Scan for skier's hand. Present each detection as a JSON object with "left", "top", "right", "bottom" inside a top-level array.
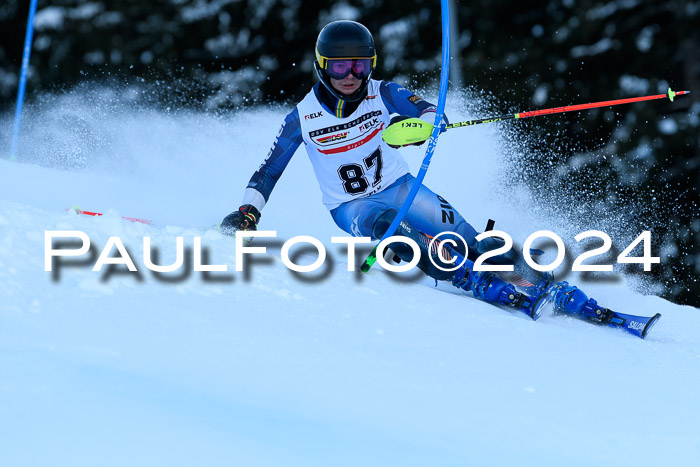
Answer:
[
  {"left": 220, "top": 204, "right": 261, "bottom": 235},
  {"left": 382, "top": 115, "right": 432, "bottom": 149}
]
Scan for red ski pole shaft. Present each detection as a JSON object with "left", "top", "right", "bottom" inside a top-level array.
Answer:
[
  {"left": 445, "top": 88, "right": 690, "bottom": 130},
  {"left": 68, "top": 207, "right": 152, "bottom": 225}
]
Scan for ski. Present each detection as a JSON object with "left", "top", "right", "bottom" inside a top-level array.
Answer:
[
  {"left": 552, "top": 307, "right": 661, "bottom": 339},
  {"left": 604, "top": 310, "right": 662, "bottom": 339}
]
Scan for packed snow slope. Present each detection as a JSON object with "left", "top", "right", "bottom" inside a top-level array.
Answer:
[{"left": 1, "top": 90, "right": 699, "bottom": 467}]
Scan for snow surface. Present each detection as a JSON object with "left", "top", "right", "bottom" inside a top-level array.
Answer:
[{"left": 1, "top": 89, "right": 699, "bottom": 466}]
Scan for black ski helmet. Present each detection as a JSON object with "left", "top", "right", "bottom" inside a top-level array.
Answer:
[{"left": 314, "top": 20, "right": 377, "bottom": 102}]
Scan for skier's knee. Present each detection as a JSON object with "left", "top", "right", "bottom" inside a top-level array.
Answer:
[
  {"left": 371, "top": 209, "right": 397, "bottom": 239},
  {"left": 373, "top": 213, "right": 455, "bottom": 281},
  {"left": 372, "top": 210, "right": 417, "bottom": 264}
]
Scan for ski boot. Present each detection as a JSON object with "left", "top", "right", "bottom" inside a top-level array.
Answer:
[
  {"left": 546, "top": 281, "right": 662, "bottom": 338},
  {"left": 474, "top": 234, "right": 553, "bottom": 298},
  {"left": 520, "top": 271, "right": 554, "bottom": 297},
  {"left": 547, "top": 281, "right": 613, "bottom": 323},
  {"left": 452, "top": 266, "right": 548, "bottom": 321}
]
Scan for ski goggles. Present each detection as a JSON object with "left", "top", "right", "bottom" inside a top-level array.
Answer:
[{"left": 320, "top": 57, "right": 375, "bottom": 80}]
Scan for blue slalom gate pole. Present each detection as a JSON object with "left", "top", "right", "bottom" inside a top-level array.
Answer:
[
  {"left": 361, "top": 0, "right": 451, "bottom": 272},
  {"left": 9, "top": 0, "right": 39, "bottom": 161}
]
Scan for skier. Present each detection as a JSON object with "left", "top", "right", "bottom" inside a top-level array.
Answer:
[{"left": 220, "top": 20, "right": 625, "bottom": 326}]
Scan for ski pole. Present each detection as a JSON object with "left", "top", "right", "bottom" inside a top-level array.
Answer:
[
  {"left": 67, "top": 206, "right": 227, "bottom": 234},
  {"left": 360, "top": 0, "right": 451, "bottom": 273},
  {"left": 9, "top": 0, "right": 39, "bottom": 161},
  {"left": 443, "top": 88, "right": 690, "bottom": 131},
  {"left": 68, "top": 207, "right": 152, "bottom": 225}
]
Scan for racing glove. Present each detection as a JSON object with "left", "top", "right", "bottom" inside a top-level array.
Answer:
[
  {"left": 220, "top": 204, "right": 261, "bottom": 235},
  {"left": 382, "top": 115, "right": 433, "bottom": 148}
]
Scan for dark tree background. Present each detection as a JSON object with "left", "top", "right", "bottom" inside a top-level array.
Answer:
[{"left": 1, "top": 0, "right": 698, "bottom": 306}]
